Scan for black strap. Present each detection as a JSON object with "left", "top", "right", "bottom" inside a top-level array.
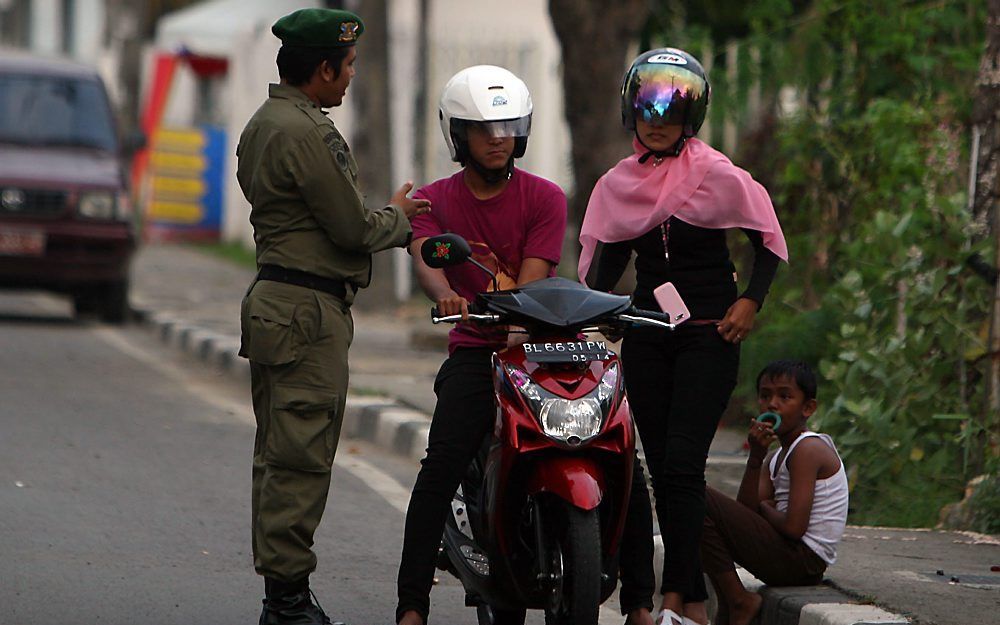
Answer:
[{"left": 257, "top": 264, "right": 349, "bottom": 300}]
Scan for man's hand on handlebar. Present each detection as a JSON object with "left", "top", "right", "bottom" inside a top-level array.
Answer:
[{"left": 436, "top": 292, "right": 469, "bottom": 320}]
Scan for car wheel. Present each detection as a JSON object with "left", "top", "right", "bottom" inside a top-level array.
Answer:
[
  {"left": 72, "top": 291, "right": 100, "bottom": 317},
  {"left": 99, "top": 280, "right": 130, "bottom": 324}
]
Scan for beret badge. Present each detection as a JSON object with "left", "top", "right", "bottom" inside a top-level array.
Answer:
[{"left": 339, "top": 21, "right": 360, "bottom": 43}]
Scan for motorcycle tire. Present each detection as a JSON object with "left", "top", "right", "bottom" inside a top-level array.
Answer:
[
  {"left": 544, "top": 505, "right": 601, "bottom": 625},
  {"left": 476, "top": 604, "right": 526, "bottom": 625}
]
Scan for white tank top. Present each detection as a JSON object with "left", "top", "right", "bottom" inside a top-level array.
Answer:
[{"left": 769, "top": 431, "right": 849, "bottom": 565}]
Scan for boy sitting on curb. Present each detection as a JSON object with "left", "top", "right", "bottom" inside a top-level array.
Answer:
[{"left": 690, "top": 360, "right": 849, "bottom": 625}]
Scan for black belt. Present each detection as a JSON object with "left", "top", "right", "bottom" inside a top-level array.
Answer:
[{"left": 257, "top": 264, "right": 350, "bottom": 300}]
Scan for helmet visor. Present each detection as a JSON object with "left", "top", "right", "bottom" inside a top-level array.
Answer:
[
  {"left": 628, "top": 64, "right": 707, "bottom": 127},
  {"left": 453, "top": 116, "right": 531, "bottom": 140}
]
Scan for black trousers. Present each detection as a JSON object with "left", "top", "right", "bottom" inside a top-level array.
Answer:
[
  {"left": 620, "top": 324, "right": 739, "bottom": 602},
  {"left": 395, "top": 347, "right": 655, "bottom": 622}
]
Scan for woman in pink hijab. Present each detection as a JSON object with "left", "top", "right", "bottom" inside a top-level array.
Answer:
[{"left": 580, "top": 49, "right": 787, "bottom": 625}]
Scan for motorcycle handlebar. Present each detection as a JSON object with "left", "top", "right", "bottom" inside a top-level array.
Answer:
[
  {"left": 431, "top": 311, "right": 503, "bottom": 325},
  {"left": 430, "top": 302, "right": 503, "bottom": 325},
  {"left": 428, "top": 306, "right": 674, "bottom": 329},
  {"left": 615, "top": 308, "right": 676, "bottom": 330}
]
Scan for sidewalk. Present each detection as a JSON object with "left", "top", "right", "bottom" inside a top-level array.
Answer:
[{"left": 130, "top": 243, "right": 999, "bottom": 625}]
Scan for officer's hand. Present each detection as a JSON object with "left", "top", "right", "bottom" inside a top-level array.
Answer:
[{"left": 391, "top": 181, "right": 432, "bottom": 220}]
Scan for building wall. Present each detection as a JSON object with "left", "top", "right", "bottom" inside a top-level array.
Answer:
[
  {"left": 221, "top": 0, "right": 570, "bottom": 299},
  {"left": 150, "top": 0, "right": 571, "bottom": 300},
  {"left": 418, "top": 0, "right": 570, "bottom": 191}
]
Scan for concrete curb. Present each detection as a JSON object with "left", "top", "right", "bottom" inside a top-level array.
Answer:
[
  {"left": 131, "top": 303, "right": 910, "bottom": 625},
  {"left": 133, "top": 304, "right": 250, "bottom": 384}
]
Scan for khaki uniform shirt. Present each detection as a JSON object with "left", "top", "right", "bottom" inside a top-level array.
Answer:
[{"left": 236, "top": 84, "right": 411, "bottom": 303}]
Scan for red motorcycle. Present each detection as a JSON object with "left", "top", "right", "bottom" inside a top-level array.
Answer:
[{"left": 420, "top": 234, "right": 675, "bottom": 625}]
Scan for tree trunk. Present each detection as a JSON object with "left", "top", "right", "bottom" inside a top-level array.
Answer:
[
  {"left": 548, "top": 0, "right": 650, "bottom": 234},
  {"left": 972, "top": 0, "right": 1000, "bottom": 460},
  {"left": 414, "top": 0, "right": 430, "bottom": 187},
  {"left": 342, "top": 0, "right": 396, "bottom": 307},
  {"left": 103, "top": 0, "right": 146, "bottom": 135}
]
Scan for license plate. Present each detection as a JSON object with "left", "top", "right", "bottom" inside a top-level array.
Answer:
[
  {"left": 523, "top": 340, "right": 611, "bottom": 363},
  {"left": 0, "top": 228, "right": 45, "bottom": 256}
]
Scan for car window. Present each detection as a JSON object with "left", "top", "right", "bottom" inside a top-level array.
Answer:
[{"left": 0, "top": 74, "right": 117, "bottom": 152}]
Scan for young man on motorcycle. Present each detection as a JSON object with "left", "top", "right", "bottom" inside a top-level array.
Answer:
[{"left": 395, "top": 65, "right": 656, "bottom": 625}]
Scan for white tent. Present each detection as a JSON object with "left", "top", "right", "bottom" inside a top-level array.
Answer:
[
  {"left": 155, "top": 0, "right": 316, "bottom": 58},
  {"left": 149, "top": 0, "right": 322, "bottom": 247}
]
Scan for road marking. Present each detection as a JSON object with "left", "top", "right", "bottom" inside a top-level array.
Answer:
[
  {"left": 92, "top": 327, "right": 253, "bottom": 423},
  {"left": 335, "top": 453, "right": 412, "bottom": 514},
  {"left": 96, "top": 326, "right": 626, "bottom": 623},
  {"left": 334, "top": 452, "right": 623, "bottom": 623}
]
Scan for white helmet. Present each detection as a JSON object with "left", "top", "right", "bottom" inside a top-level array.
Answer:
[{"left": 439, "top": 65, "right": 533, "bottom": 163}]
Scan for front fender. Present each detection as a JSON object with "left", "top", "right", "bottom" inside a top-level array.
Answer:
[{"left": 525, "top": 456, "right": 605, "bottom": 511}]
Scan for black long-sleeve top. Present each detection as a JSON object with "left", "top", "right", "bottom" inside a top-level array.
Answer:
[{"left": 585, "top": 216, "right": 780, "bottom": 320}]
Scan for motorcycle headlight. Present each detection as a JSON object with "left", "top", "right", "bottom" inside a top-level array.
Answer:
[
  {"left": 78, "top": 191, "right": 116, "bottom": 220},
  {"left": 505, "top": 363, "right": 620, "bottom": 445}
]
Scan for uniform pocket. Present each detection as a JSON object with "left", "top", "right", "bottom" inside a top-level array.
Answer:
[
  {"left": 241, "top": 297, "right": 300, "bottom": 365},
  {"left": 265, "top": 384, "right": 339, "bottom": 472}
]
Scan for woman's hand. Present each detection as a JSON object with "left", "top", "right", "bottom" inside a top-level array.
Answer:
[{"left": 718, "top": 297, "right": 758, "bottom": 344}]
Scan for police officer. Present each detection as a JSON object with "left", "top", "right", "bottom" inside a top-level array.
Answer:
[{"left": 236, "top": 8, "right": 430, "bottom": 625}]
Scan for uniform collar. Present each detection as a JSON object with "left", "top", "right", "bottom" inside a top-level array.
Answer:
[{"left": 268, "top": 83, "right": 324, "bottom": 111}]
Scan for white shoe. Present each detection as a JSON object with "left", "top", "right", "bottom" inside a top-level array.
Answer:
[
  {"left": 656, "top": 609, "right": 683, "bottom": 625},
  {"left": 681, "top": 618, "right": 702, "bottom": 625}
]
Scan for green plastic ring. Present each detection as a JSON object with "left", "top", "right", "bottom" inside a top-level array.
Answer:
[{"left": 756, "top": 412, "right": 782, "bottom": 429}]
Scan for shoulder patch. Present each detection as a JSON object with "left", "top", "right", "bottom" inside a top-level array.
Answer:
[{"left": 324, "top": 132, "right": 350, "bottom": 172}]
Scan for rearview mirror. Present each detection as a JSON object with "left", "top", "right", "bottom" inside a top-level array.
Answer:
[{"left": 421, "top": 233, "right": 471, "bottom": 269}]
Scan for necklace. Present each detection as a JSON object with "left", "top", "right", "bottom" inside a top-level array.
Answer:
[{"left": 659, "top": 220, "right": 670, "bottom": 263}]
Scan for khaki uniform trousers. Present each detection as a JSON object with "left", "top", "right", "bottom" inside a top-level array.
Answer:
[{"left": 240, "top": 280, "right": 353, "bottom": 582}]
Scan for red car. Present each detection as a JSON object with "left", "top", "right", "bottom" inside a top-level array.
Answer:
[{"left": 0, "top": 51, "right": 139, "bottom": 322}]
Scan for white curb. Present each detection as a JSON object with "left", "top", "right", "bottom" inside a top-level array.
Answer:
[{"left": 798, "top": 603, "right": 909, "bottom": 625}]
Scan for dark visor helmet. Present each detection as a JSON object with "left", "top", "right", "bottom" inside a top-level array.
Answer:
[{"left": 621, "top": 47, "right": 710, "bottom": 137}]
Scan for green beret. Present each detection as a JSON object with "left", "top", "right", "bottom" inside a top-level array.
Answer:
[{"left": 271, "top": 8, "right": 365, "bottom": 48}]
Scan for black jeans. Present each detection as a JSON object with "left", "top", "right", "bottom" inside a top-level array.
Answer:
[
  {"left": 395, "top": 347, "right": 655, "bottom": 622},
  {"left": 620, "top": 324, "right": 739, "bottom": 602}
]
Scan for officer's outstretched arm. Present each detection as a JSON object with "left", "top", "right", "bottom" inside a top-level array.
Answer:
[{"left": 287, "top": 128, "right": 411, "bottom": 253}]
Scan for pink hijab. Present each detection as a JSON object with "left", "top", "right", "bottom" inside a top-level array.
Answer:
[{"left": 578, "top": 138, "right": 788, "bottom": 283}]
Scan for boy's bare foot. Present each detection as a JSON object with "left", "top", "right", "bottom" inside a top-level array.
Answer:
[
  {"left": 624, "top": 607, "right": 655, "bottom": 625},
  {"left": 728, "top": 592, "right": 762, "bottom": 625},
  {"left": 397, "top": 610, "right": 424, "bottom": 625}
]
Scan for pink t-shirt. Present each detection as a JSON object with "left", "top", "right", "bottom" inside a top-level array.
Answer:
[{"left": 412, "top": 168, "right": 567, "bottom": 353}]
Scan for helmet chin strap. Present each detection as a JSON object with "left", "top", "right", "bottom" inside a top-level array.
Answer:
[
  {"left": 636, "top": 132, "right": 688, "bottom": 163},
  {"left": 469, "top": 155, "right": 514, "bottom": 185}
]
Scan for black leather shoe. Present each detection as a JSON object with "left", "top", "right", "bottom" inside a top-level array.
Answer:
[{"left": 260, "top": 578, "right": 345, "bottom": 625}]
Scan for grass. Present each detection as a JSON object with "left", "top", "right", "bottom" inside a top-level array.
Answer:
[{"left": 187, "top": 241, "right": 257, "bottom": 270}]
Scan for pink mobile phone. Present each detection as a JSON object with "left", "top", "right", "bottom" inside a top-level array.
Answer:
[{"left": 653, "top": 282, "right": 690, "bottom": 325}]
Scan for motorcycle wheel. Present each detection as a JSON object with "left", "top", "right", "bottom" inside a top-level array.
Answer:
[
  {"left": 543, "top": 505, "right": 601, "bottom": 625},
  {"left": 476, "top": 604, "right": 526, "bottom": 625}
]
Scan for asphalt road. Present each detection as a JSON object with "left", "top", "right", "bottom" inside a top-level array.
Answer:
[
  {"left": 6, "top": 289, "right": 998, "bottom": 625},
  {"left": 0, "top": 292, "right": 627, "bottom": 625}
]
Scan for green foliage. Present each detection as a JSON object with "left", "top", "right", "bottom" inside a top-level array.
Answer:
[
  {"left": 966, "top": 474, "right": 1000, "bottom": 534},
  {"left": 646, "top": 0, "right": 994, "bottom": 526},
  {"left": 813, "top": 172, "right": 989, "bottom": 526},
  {"left": 762, "top": 2, "right": 991, "bottom": 527}
]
